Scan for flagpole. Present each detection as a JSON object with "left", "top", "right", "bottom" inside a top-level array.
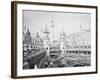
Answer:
[{"left": 51, "top": 20, "right": 54, "bottom": 42}]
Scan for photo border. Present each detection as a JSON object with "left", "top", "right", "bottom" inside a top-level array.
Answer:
[{"left": 11, "top": 1, "right": 98, "bottom": 79}]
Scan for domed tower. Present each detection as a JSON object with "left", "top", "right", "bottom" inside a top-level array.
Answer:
[{"left": 33, "top": 32, "right": 44, "bottom": 49}]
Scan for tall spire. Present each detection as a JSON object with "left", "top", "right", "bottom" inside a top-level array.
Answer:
[
  {"left": 51, "top": 20, "right": 54, "bottom": 42},
  {"left": 51, "top": 20, "right": 54, "bottom": 28}
]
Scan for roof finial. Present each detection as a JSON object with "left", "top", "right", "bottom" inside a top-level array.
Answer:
[{"left": 80, "top": 24, "right": 82, "bottom": 30}]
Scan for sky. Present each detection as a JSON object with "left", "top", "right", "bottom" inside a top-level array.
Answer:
[{"left": 23, "top": 10, "right": 91, "bottom": 39}]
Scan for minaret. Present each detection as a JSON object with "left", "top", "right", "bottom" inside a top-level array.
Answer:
[{"left": 51, "top": 20, "right": 54, "bottom": 42}]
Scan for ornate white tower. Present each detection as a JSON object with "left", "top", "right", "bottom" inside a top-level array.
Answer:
[
  {"left": 51, "top": 20, "right": 54, "bottom": 42},
  {"left": 60, "top": 28, "right": 66, "bottom": 54}
]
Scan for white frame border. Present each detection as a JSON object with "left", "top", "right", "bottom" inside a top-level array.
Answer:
[{"left": 16, "top": 3, "right": 97, "bottom": 77}]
